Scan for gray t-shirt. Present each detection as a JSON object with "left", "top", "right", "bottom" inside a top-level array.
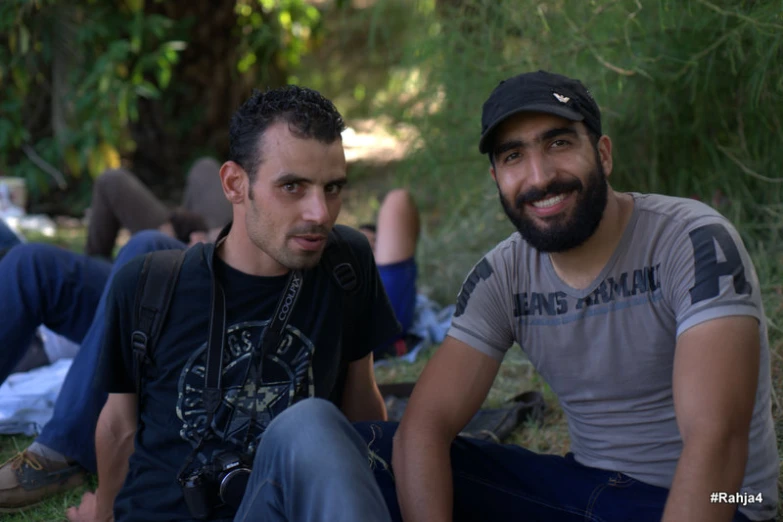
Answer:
[{"left": 448, "top": 193, "right": 778, "bottom": 521}]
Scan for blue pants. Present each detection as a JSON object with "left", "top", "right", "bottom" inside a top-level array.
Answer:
[
  {"left": 0, "top": 230, "right": 186, "bottom": 472},
  {"left": 351, "top": 422, "right": 760, "bottom": 522},
  {"left": 0, "top": 218, "right": 23, "bottom": 250},
  {"left": 378, "top": 257, "right": 417, "bottom": 335},
  {"left": 376, "top": 257, "right": 417, "bottom": 358},
  {"left": 233, "top": 399, "right": 391, "bottom": 522},
  {"left": 0, "top": 244, "right": 111, "bottom": 383}
]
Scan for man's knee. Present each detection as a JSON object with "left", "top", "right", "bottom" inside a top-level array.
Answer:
[
  {"left": 381, "top": 189, "right": 415, "bottom": 211},
  {"left": 115, "top": 230, "right": 185, "bottom": 263},
  {"left": 266, "top": 398, "right": 344, "bottom": 438},
  {"left": 95, "top": 168, "right": 134, "bottom": 194},
  {"left": 1, "top": 243, "right": 64, "bottom": 275},
  {"left": 257, "top": 399, "right": 348, "bottom": 463}
]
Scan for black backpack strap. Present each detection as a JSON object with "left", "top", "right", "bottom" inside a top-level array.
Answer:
[
  {"left": 132, "top": 249, "right": 187, "bottom": 402},
  {"left": 322, "top": 226, "right": 366, "bottom": 407},
  {"left": 322, "top": 226, "right": 362, "bottom": 296}
]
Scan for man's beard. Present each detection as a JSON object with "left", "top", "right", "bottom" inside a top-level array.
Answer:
[{"left": 499, "top": 157, "right": 608, "bottom": 253}]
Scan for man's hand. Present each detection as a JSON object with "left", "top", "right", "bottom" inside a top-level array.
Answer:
[{"left": 66, "top": 491, "right": 113, "bottom": 522}]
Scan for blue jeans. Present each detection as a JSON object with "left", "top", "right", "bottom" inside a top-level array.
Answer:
[
  {"left": 377, "top": 257, "right": 417, "bottom": 335},
  {"left": 34, "top": 231, "right": 186, "bottom": 472},
  {"left": 0, "top": 243, "right": 111, "bottom": 383},
  {"left": 233, "top": 399, "right": 391, "bottom": 522},
  {"left": 351, "top": 422, "right": 759, "bottom": 522},
  {"left": 0, "top": 218, "right": 22, "bottom": 250}
]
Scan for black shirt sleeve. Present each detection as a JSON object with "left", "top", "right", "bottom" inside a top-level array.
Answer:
[
  {"left": 95, "top": 256, "right": 146, "bottom": 395},
  {"left": 336, "top": 225, "right": 402, "bottom": 362}
]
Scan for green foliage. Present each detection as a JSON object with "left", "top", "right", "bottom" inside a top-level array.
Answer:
[
  {"left": 0, "top": 0, "right": 322, "bottom": 207},
  {"left": 378, "top": 0, "right": 783, "bottom": 303},
  {"left": 235, "top": 0, "right": 322, "bottom": 73},
  {"left": 289, "top": 0, "right": 422, "bottom": 119},
  {"left": 0, "top": 1, "right": 181, "bottom": 197}
]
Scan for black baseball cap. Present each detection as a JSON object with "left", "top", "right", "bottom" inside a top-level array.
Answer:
[{"left": 478, "top": 70, "right": 602, "bottom": 154}]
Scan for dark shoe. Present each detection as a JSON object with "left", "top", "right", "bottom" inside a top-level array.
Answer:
[
  {"left": 459, "top": 391, "right": 547, "bottom": 442},
  {"left": 0, "top": 450, "right": 87, "bottom": 512},
  {"left": 381, "top": 383, "right": 546, "bottom": 443}
]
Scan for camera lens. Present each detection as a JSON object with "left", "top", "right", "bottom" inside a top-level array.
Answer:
[{"left": 219, "top": 468, "right": 251, "bottom": 508}]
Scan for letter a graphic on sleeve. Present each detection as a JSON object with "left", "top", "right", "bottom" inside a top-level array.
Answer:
[
  {"left": 688, "top": 223, "right": 752, "bottom": 305},
  {"left": 454, "top": 258, "right": 494, "bottom": 317}
]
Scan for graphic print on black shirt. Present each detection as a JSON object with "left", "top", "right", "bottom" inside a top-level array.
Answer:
[{"left": 177, "top": 319, "right": 316, "bottom": 457}]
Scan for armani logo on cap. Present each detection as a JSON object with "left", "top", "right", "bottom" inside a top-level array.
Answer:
[{"left": 553, "top": 92, "right": 570, "bottom": 104}]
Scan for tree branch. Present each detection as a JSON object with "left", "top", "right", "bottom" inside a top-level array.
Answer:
[{"left": 21, "top": 144, "right": 68, "bottom": 189}]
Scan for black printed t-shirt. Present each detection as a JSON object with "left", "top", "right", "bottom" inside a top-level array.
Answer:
[{"left": 98, "top": 225, "right": 400, "bottom": 522}]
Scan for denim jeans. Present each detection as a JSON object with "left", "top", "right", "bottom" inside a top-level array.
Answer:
[
  {"left": 32, "top": 231, "right": 186, "bottom": 471},
  {"left": 351, "top": 422, "right": 761, "bottom": 522},
  {"left": 233, "top": 399, "right": 391, "bottom": 522},
  {"left": 0, "top": 243, "right": 111, "bottom": 383},
  {"left": 0, "top": 218, "right": 23, "bottom": 250}
]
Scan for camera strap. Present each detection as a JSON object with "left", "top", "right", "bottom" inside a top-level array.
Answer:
[{"left": 177, "top": 231, "right": 305, "bottom": 485}]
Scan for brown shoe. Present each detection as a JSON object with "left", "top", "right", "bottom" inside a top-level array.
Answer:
[{"left": 0, "top": 450, "right": 87, "bottom": 512}]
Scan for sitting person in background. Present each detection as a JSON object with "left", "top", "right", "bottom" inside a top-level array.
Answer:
[
  {"left": 85, "top": 157, "right": 232, "bottom": 258},
  {"left": 358, "top": 188, "right": 421, "bottom": 360}
]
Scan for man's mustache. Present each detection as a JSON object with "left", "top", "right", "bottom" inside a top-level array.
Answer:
[
  {"left": 515, "top": 179, "right": 583, "bottom": 207},
  {"left": 287, "top": 225, "right": 331, "bottom": 237}
]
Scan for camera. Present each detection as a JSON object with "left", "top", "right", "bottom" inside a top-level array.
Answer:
[{"left": 181, "top": 450, "right": 253, "bottom": 519}]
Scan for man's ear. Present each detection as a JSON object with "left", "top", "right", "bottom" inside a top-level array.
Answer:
[
  {"left": 220, "top": 161, "right": 246, "bottom": 205},
  {"left": 597, "top": 135, "right": 613, "bottom": 177},
  {"left": 489, "top": 164, "right": 497, "bottom": 182}
]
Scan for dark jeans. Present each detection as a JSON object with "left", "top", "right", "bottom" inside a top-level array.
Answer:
[
  {"left": 0, "top": 243, "right": 111, "bottom": 383},
  {"left": 352, "top": 422, "right": 761, "bottom": 522},
  {"left": 0, "top": 218, "right": 22, "bottom": 250},
  {"left": 0, "top": 230, "right": 186, "bottom": 471}
]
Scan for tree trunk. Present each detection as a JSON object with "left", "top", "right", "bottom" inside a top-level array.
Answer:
[{"left": 129, "top": 0, "right": 287, "bottom": 202}]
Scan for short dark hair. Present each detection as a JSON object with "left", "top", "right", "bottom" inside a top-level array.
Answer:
[
  {"left": 168, "top": 208, "right": 208, "bottom": 244},
  {"left": 228, "top": 86, "right": 346, "bottom": 183}
]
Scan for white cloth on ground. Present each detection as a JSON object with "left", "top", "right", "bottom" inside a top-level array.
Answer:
[{"left": 0, "top": 359, "right": 73, "bottom": 436}]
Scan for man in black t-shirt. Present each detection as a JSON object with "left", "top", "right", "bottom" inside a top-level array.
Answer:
[{"left": 66, "top": 86, "right": 401, "bottom": 522}]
